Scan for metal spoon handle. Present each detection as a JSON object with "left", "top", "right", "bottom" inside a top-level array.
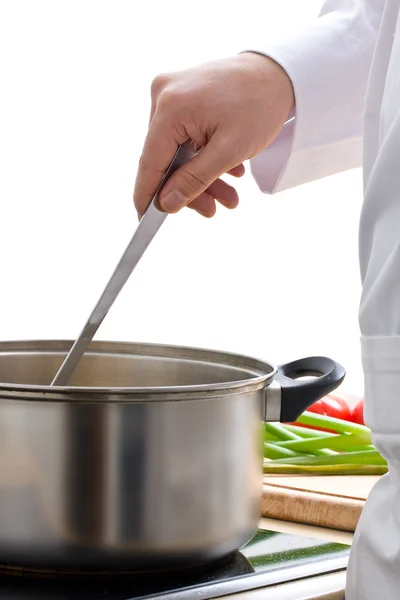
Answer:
[{"left": 51, "top": 141, "right": 195, "bottom": 386}]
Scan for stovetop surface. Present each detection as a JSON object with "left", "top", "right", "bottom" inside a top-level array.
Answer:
[{"left": 0, "top": 529, "right": 350, "bottom": 600}]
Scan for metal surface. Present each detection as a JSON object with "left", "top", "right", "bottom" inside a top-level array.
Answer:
[
  {"left": 0, "top": 340, "right": 272, "bottom": 571},
  {"left": 0, "top": 340, "right": 344, "bottom": 571},
  {"left": 143, "top": 558, "right": 348, "bottom": 600},
  {"left": 212, "top": 571, "right": 346, "bottom": 600},
  {"left": 51, "top": 142, "right": 196, "bottom": 386},
  {"left": 262, "top": 380, "right": 281, "bottom": 421},
  {"left": 0, "top": 339, "right": 275, "bottom": 399}
]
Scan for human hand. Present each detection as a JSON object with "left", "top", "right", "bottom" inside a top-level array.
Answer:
[{"left": 133, "top": 52, "right": 294, "bottom": 218}]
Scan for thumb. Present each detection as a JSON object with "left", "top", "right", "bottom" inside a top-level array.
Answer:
[{"left": 159, "top": 137, "right": 237, "bottom": 213}]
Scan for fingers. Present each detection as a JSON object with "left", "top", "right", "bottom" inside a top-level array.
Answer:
[
  {"left": 184, "top": 179, "right": 239, "bottom": 217},
  {"left": 134, "top": 123, "right": 243, "bottom": 218},
  {"left": 206, "top": 178, "right": 239, "bottom": 210},
  {"left": 228, "top": 163, "right": 245, "bottom": 178},
  {"left": 188, "top": 192, "right": 216, "bottom": 218},
  {"left": 158, "top": 135, "right": 238, "bottom": 213},
  {"left": 134, "top": 88, "right": 244, "bottom": 219},
  {"left": 133, "top": 117, "right": 183, "bottom": 218}
]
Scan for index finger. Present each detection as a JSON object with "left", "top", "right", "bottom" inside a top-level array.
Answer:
[{"left": 133, "top": 117, "right": 182, "bottom": 218}]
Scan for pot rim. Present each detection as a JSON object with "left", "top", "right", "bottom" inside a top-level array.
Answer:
[{"left": 0, "top": 339, "right": 277, "bottom": 402}]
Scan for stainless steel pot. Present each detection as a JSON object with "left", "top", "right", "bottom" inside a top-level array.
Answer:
[{"left": 0, "top": 340, "right": 344, "bottom": 572}]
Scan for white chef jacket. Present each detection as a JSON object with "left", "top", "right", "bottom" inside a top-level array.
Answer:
[{"left": 248, "top": 1, "right": 400, "bottom": 598}]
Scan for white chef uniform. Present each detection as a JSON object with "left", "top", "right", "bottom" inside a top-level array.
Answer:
[{"left": 248, "top": 1, "right": 400, "bottom": 598}]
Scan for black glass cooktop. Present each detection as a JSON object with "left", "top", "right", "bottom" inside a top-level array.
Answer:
[{"left": 0, "top": 529, "right": 350, "bottom": 600}]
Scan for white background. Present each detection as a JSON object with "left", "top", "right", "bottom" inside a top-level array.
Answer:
[{"left": 0, "top": 1, "right": 364, "bottom": 395}]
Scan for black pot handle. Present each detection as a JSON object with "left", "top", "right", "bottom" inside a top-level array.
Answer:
[{"left": 276, "top": 356, "right": 346, "bottom": 422}]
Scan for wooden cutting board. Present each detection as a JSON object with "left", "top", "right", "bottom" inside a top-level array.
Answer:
[{"left": 262, "top": 475, "right": 381, "bottom": 532}]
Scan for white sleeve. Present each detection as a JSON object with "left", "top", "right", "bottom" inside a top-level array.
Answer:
[{"left": 248, "top": 0, "right": 386, "bottom": 194}]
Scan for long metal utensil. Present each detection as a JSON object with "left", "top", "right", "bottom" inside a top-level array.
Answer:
[{"left": 51, "top": 141, "right": 195, "bottom": 386}]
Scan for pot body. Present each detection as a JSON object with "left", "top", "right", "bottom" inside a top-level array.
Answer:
[
  {"left": 0, "top": 340, "right": 345, "bottom": 572},
  {"left": 0, "top": 340, "right": 270, "bottom": 571}
]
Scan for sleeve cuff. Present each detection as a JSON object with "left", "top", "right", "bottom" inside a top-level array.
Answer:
[{"left": 244, "top": 9, "right": 373, "bottom": 193}]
